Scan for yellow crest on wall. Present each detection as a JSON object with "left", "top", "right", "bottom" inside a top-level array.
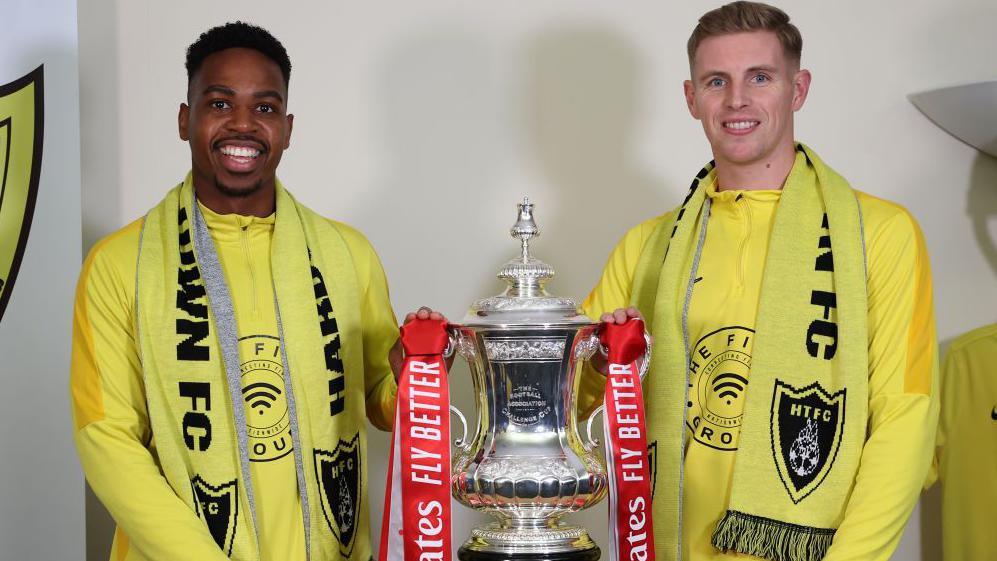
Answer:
[{"left": 0, "top": 66, "right": 44, "bottom": 323}]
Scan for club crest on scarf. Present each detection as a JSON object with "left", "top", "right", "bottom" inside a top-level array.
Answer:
[
  {"left": 770, "top": 380, "right": 846, "bottom": 503},
  {"left": 0, "top": 66, "right": 43, "bottom": 325},
  {"left": 314, "top": 433, "right": 361, "bottom": 556},
  {"left": 191, "top": 475, "right": 238, "bottom": 555}
]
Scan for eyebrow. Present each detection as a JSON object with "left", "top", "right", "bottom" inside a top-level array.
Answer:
[
  {"left": 746, "top": 65, "right": 779, "bottom": 74},
  {"left": 698, "top": 70, "right": 732, "bottom": 82},
  {"left": 201, "top": 85, "right": 285, "bottom": 103},
  {"left": 253, "top": 90, "right": 284, "bottom": 102},
  {"left": 202, "top": 85, "right": 235, "bottom": 97}
]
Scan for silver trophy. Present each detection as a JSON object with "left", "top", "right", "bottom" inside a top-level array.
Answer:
[{"left": 447, "top": 198, "right": 649, "bottom": 560}]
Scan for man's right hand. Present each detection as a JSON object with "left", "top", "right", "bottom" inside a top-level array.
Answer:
[
  {"left": 389, "top": 306, "right": 451, "bottom": 381},
  {"left": 600, "top": 306, "right": 643, "bottom": 326}
]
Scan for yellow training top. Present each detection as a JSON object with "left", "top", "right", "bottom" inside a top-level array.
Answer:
[
  {"left": 582, "top": 181, "right": 937, "bottom": 561},
  {"left": 71, "top": 202, "right": 398, "bottom": 561},
  {"left": 927, "top": 323, "right": 997, "bottom": 561}
]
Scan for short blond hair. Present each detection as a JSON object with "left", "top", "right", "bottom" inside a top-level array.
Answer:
[{"left": 687, "top": 2, "right": 802, "bottom": 68}]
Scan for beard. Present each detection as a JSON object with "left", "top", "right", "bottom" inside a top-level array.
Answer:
[{"left": 213, "top": 176, "right": 264, "bottom": 198}]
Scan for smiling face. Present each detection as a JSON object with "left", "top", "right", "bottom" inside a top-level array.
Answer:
[
  {"left": 684, "top": 31, "right": 809, "bottom": 175},
  {"left": 179, "top": 47, "right": 292, "bottom": 211}
]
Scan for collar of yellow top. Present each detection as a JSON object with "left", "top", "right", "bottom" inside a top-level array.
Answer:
[
  {"left": 706, "top": 176, "right": 783, "bottom": 203},
  {"left": 196, "top": 199, "right": 276, "bottom": 241}
]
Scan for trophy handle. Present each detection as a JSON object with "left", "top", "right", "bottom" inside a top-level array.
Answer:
[
  {"left": 584, "top": 405, "right": 605, "bottom": 450},
  {"left": 584, "top": 325, "right": 652, "bottom": 450},
  {"left": 445, "top": 329, "right": 472, "bottom": 449},
  {"left": 449, "top": 404, "right": 469, "bottom": 448}
]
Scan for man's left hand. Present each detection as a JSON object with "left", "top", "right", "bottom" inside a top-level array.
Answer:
[{"left": 389, "top": 306, "right": 455, "bottom": 381}]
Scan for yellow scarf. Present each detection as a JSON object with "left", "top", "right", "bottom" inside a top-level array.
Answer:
[
  {"left": 632, "top": 145, "right": 868, "bottom": 561},
  {"left": 136, "top": 176, "right": 369, "bottom": 560}
]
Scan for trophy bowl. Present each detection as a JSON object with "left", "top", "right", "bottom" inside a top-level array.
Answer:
[{"left": 448, "top": 198, "right": 608, "bottom": 561}]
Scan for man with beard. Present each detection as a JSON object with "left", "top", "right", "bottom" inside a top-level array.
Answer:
[
  {"left": 581, "top": 3, "right": 938, "bottom": 560},
  {"left": 70, "top": 22, "right": 398, "bottom": 561}
]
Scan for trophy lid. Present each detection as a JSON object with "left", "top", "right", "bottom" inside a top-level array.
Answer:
[{"left": 462, "top": 197, "right": 593, "bottom": 327}]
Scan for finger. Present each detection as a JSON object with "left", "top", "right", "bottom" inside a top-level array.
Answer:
[
  {"left": 626, "top": 306, "right": 642, "bottom": 319},
  {"left": 429, "top": 311, "right": 445, "bottom": 321},
  {"left": 416, "top": 308, "right": 431, "bottom": 319},
  {"left": 600, "top": 312, "right": 615, "bottom": 323},
  {"left": 404, "top": 312, "right": 416, "bottom": 323},
  {"left": 613, "top": 308, "right": 628, "bottom": 324}
]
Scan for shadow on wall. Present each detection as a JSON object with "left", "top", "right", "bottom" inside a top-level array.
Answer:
[
  {"left": 522, "top": 24, "right": 670, "bottom": 299},
  {"left": 78, "top": 1, "right": 121, "bottom": 559},
  {"left": 967, "top": 152, "right": 997, "bottom": 279},
  {"left": 353, "top": 28, "right": 510, "bottom": 305},
  {"left": 79, "top": 0, "right": 122, "bottom": 251}
]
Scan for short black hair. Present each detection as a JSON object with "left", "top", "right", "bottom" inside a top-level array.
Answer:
[{"left": 185, "top": 21, "right": 291, "bottom": 87}]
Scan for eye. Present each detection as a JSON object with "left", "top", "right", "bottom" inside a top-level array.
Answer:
[
  {"left": 210, "top": 100, "right": 230, "bottom": 110},
  {"left": 708, "top": 77, "right": 726, "bottom": 88},
  {"left": 257, "top": 103, "right": 275, "bottom": 114},
  {"left": 751, "top": 73, "right": 770, "bottom": 84}
]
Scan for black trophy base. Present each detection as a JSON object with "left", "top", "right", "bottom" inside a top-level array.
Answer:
[{"left": 457, "top": 545, "right": 600, "bottom": 561}]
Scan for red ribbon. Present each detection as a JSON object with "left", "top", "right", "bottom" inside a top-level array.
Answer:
[
  {"left": 379, "top": 319, "right": 453, "bottom": 561},
  {"left": 600, "top": 319, "right": 656, "bottom": 561}
]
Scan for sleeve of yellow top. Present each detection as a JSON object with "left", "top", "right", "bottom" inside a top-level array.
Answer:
[
  {"left": 925, "top": 345, "right": 959, "bottom": 489},
  {"left": 823, "top": 209, "right": 940, "bottom": 561},
  {"left": 349, "top": 228, "right": 399, "bottom": 432},
  {"left": 577, "top": 216, "right": 665, "bottom": 420},
  {"left": 70, "top": 240, "right": 231, "bottom": 561}
]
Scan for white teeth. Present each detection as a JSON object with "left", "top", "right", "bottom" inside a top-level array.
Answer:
[
  {"left": 724, "top": 121, "right": 759, "bottom": 130},
  {"left": 219, "top": 145, "right": 260, "bottom": 158}
]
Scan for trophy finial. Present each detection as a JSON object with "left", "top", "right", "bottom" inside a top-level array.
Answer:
[
  {"left": 496, "top": 196, "right": 554, "bottom": 297},
  {"left": 510, "top": 196, "right": 539, "bottom": 259}
]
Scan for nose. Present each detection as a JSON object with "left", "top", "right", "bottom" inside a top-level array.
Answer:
[
  {"left": 226, "top": 105, "right": 258, "bottom": 133},
  {"left": 725, "top": 81, "right": 749, "bottom": 110}
]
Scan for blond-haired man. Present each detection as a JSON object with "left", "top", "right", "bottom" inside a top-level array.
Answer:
[{"left": 582, "top": 3, "right": 938, "bottom": 560}]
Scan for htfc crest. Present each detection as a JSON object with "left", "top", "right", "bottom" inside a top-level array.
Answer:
[
  {"left": 0, "top": 66, "right": 43, "bottom": 324},
  {"left": 314, "top": 433, "right": 361, "bottom": 557},
  {"left": 770, "top": 380, "right": 846, "bottom": 503}
]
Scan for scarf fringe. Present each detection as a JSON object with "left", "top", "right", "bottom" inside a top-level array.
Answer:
[{"left": 711, "top": 510, "right": 835, "bottom": 561}]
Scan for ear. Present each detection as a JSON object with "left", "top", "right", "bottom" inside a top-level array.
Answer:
[
  {"left": 791, "top": 69, "right": 812, "bottom": 112},
  {"left": 284, "top": 113, "right": 294, "bottom": 149},
  {"left": 684, "top": 80, "right": 700, "bottom": 119},
  {"left": 178, "top": 103, "right": 190, "bottom": 141}
]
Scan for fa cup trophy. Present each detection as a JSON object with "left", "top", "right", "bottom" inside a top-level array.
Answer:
[
  {"left": 446, "top": 198, "right": 649, "bottom": 560},
  {"left": 382, "top": 198, "right": 653, "bottom": 561}
]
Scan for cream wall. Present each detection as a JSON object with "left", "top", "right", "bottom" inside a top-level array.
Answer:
[{"left": 79, "top": 1, "right": 997, "bottom": 559}]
